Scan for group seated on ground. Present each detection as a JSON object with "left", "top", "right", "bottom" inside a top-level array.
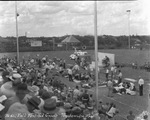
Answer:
[{"left": 112, "top": 80, "right": 136, "bottom": 95}]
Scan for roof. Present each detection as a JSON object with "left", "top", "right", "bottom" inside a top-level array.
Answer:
[{"left": 61, "top": 35, "right": 80, "bottom": 43}]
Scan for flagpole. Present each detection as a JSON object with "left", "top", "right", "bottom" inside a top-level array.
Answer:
[
  {"left": 94, "top": 0, "right": 99, "bottom": 110},
  {"left": 15, "top": 1, "right": 19, "bottom": 65}
]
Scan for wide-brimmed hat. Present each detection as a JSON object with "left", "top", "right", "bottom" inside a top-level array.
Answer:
[
  {"left": 16, "top": 83, "right": 29, "bottom": 94},
  {"left": 64, "top": 103, "right": 72, "bottom": 110},
  {"left": 51, "top": 96, "right": 60, "bottom": 102},
  {"left": 27, "top": 96, "right": 41, "bottom": 109},
  {"left": 80, "top": 104, "right": 85, "bottom": 109},
  {"left": 6, "top": 102, "right": 30, "bottom": 120},
  {"left": 41, "top": 98, "right": 59, "bottom": 114},
  {"left": 8, "top": 73, "right": 22, "bottom": 81},
  {"left": 27, "top": 85, "right": 39, "bottom": 93},
  {"left": 71, "top": 106, "right": 81, "bottom": 115},
  {"left": 75, "top": 101, "right": 82, "bottom": 106},
  {"left": 87, "top": 105, "right": 94, "bottom": 110}
]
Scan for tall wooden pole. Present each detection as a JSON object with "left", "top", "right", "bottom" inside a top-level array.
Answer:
[
  {"left": 94, "top": 0, "right": 99, "bottom": 110},
  {"left": 15, "top": 1, "right": 19, "bottom": 65}
]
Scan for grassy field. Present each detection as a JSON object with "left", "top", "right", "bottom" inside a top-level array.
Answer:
[{"left": 0, "top": 49, "right": 150, "bottom": 118}]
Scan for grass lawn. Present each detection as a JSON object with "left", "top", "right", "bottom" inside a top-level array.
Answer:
[{"left": 0, "top": 49, "right": 150, "bottom": 118}]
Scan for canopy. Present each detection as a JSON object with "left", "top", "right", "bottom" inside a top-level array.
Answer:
[{"left": 61, "top": 35, "right": 80, "bottom": 43}]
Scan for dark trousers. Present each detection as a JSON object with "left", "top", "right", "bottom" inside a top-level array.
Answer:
[
  {"left": 106, "top": 73, "right": 109, "bottom": 81},
  {"left": 118, "top": 77, "right": 122, "bottom": 84},
  {"left": 69, "top": 74, "right": 73, "bottom": 81},
  {"left": 139, "top": 85, "right": 143, "bottom": 96}
]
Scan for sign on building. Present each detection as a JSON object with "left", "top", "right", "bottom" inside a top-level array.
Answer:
[{"left": 30, "top": 40, "right": 42, "bottom": 47}]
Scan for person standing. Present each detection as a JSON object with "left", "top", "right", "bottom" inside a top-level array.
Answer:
[
  {"left": 117, "top": 70, "right": 122, "bottom": 84},
  {"left": 68, "top": 67, "right": 73, "bottom": 82},
  {"left": 110, "top": 66, "right": 114, "bottom": 79},
  {"left": 105, "top": 68, "right": 109, "bottom": 81},
  {"left": 138, "top": 76, "right": 144, "bottom": 96},
  {"left": 107, "top": 79, "right": 113, "bottom": 97}
]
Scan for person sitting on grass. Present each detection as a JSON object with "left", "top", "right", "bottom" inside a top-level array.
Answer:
[
  {"left": 81, "top": 89, "right": 89, "bottom": 106},
  {"left": 126, "top": 111, "right": 135, "bottom": 120},
  {"left": 106, "top": 104, "right": 118, "bottom": 119}
]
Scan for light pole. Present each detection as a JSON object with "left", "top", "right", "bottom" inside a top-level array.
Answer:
[
  {"left": 15, "top": 1, "right": 19, "bottom": 64},
  {"left": 94, "top": 0, "right": 99, "bottom": 110},
  {"left": 127, "top": 10, "right": 131, "bottom": 49}
]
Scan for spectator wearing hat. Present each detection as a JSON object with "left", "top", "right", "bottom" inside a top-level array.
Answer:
[
  {"left": 23, "top": 85, "right": 40, "bottom": 104},
  {"left": 26, "top": 96, "right": 41, "bottom": 113},
  {"left": 41, "top": 98, "right": 60, "bottom": 120},
  {"left": 1, "top": 83, "right": 29, "bottom": 119},
  {"left": 5, "top": 102, "right": 30, "bottom": 120},
  {"left": 70, "top": 106, "right": 83, "bottom": 120},
  {"left": 64, "top": 103, "right": 72, "bottom": 117},
  {"left": 127, "top": 111, "right": 135, "bottom": 120},
  {"left": 0, "top": 73, "right": 22, "bottom": 98}
]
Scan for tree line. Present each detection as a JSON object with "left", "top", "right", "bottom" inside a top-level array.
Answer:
[{"left": 0, "top": 35, "right": 149, "bottom": 52}]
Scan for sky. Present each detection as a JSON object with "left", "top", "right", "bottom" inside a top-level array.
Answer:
[{"left": 0, "top": 0, "right": 149, "bottom": 37}]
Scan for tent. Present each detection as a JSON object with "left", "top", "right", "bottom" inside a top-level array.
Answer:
[
  {"left": 61, "top": 35, "right": 80, "bottom": 43},
  {"left": 61, "top": 35, "right": 80, "bottom": 50}
]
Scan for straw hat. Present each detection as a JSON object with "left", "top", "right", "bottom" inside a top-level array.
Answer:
[
  {"left": 8, "top": 73, "right": 22, "bottom": 81},
  {"left": 64, "top": 103, "right": 72, "bottom": 110},
  {"left": 27, "top": 85, "right": 39, "bottom": 93}
]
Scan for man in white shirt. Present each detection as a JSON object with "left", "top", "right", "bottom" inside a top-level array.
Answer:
[
  {"left": 107, "top": 80, "right": 113, "bottom": 97},
  {"left": 138, "top": 76, "right": 144, "bottom": 96},
  {"left": 67, "top": 67, "right": 73, "bottom": 82},
  {"left": 105, "top": 68, "right": 109, "bottom": 81}
]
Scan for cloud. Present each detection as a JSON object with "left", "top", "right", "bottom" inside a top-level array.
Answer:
[{"left": 0, "top": 0, "right": 149, "bottom": 37}]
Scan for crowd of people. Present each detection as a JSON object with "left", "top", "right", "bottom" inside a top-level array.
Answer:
[{"left": 0, "top": 54, "right": 148, "bottom": 120}]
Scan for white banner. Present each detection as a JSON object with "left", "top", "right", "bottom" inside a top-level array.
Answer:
[
  {"left": 98, "top": 52, "right": 115, "bottom": 66},
  {"left": 30, "top": 40, "right": 42, "bottom": 47}
]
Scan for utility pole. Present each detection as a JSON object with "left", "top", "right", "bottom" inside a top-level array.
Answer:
[{"left": 15, "top": 1, "right": 19, "bottom": 64}]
